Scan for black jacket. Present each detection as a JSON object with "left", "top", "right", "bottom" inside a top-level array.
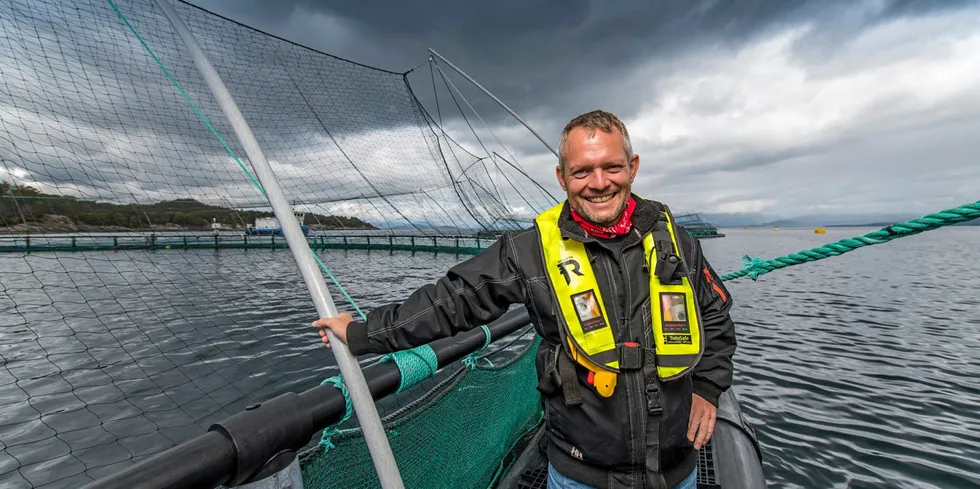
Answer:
[{"left": 346, "top": 196, "right": 737, "bottom": 489}]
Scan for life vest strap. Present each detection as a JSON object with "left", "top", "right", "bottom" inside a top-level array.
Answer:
[
  {"left": 536, "top": 344, "right": 562, "bottom": 397},
  {"left": 617, "top": 342, "right": 644, "bottom": 370},
  {"left": 557, "top": 348, "right": 583, "bottom": 405},
  {"left": 590, "top": 349, "right": 619, "bottom": 367}
]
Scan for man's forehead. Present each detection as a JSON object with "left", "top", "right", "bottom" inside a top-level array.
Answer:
[
  {"left": 568, "top": 125, "right": 621, "bottom": 140},
  {"left": 564, "top": 135, "right": 627, "bottom": 162}
]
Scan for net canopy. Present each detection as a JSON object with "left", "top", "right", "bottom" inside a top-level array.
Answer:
[
  {"left": 0, "top": 0, "right": 552, "bottom": 487},
  {"left": 0, "top": 0, "right": 555, "bottom": 236}
]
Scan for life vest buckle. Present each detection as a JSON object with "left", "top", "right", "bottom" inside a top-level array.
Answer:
[
  {"left": 655, "top": 248, "right": 683, "bottom": 284},
  {"left": 617, "top": 342, "right": 644, "bottom": 370},
  {"left": 645, "top": 384, "right": 663, "bottom": 416}
]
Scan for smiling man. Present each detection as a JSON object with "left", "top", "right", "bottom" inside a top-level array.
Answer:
[{"left": 314, "top": 110, "right": 738, "bottom": 489}]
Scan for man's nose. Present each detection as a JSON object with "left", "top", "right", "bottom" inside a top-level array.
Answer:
[{"left": 589, "top": 169, "right": 608, "bottom": 189}]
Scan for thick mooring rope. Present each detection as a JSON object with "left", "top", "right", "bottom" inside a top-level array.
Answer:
[{"left": 721, "top": 200, "right": 980, "bottom": 282}]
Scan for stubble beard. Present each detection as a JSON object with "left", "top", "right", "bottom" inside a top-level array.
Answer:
[{"left": 573, "top": 187, "right": 630, "bottom": 227}]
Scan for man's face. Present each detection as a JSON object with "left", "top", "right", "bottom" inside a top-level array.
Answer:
[{"left": 556, "top": 126, "right": 640, "bottom": 227}]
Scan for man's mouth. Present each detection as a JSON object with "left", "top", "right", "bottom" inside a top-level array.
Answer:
[{"left": 584, "top": 194, "right": 615, "bottom": 204}]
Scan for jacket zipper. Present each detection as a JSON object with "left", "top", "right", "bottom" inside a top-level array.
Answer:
[{"left": 615, "top": 242, "right": 639, "bottom": 483}]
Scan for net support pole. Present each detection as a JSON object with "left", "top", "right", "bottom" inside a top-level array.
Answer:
[
  {"left": 428, "top": 48, "right": 558, "bottom": 158},
  {"left": 150, "top": 1, "right": 405, "bottom": 488}
]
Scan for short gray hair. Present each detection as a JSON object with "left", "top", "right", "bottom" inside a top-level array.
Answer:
[{"left": 557, "top": 110, "right": 633, "bottom": 171}]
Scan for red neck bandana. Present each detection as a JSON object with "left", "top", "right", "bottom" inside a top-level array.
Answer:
[{"left": 570, "top": 196, "right": 636, "bottom": 239}]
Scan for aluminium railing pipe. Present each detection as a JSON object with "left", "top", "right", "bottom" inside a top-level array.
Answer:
[
  {"left": 78, "top": 306, "right": 533, "bottom": 489},
  {"left": 150, "top": 0, "right": 403, "bottom": 487}
]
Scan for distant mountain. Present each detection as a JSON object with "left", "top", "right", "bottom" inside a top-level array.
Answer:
[
  {"left": 757, "top": 213, "right": 919, "bottom": 228},
  {"left": 698, "top": 212, "right": 782, "bottom": 228}
]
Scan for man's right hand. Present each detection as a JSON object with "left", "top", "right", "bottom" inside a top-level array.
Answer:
[{"left": 312, "top": 312, "right": 353, "bottom": 348}]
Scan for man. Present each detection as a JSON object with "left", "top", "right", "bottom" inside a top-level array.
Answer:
[{"left": 313, "top": 110, "right": 737, "bottom": 489}]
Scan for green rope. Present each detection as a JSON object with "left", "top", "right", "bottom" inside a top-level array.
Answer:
[
  {"left": 109, "top": 0, "right": 364, "bottom": 316},
  {"left": 106, "top": 0, "right": 264, "bottom": 196},
  {"left": 721, "top": 200, "right": 980, "bottom": 282},
  {"left": 381, "top": 345, "right": 439, "bottom": 393},
  {"left": 318, "top": 376, "right": 352, "bottom": 451},
  {"left": 312, "top": 253, "right": 366, "bottom": 320},
  {"left": 462, "top": 325, "right": 494, "bottom": 369}
]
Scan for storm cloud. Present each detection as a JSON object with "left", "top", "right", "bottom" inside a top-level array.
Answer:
[
  {"left": 188, "top": 0, "right": 980, "bottom": 219},
  {"left": 2, "top": 0, "right": 549, "bottom": 233},
  {"left": 2, "top": 0, "right": 977, "bottom": 224}
]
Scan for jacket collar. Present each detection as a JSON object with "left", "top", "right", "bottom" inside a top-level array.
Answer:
[{"left": 557, "top": 194, "right": 664, "bottom": 245}]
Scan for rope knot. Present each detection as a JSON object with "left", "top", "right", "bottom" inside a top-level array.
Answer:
[
  {"left": 318, "top": 376, "right": 352, "bottom": 451},
  {"left": 462, "top": 325, "right": 494, "bottom": 369}
]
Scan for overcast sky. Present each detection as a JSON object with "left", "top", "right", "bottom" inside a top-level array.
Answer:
[{"left": 187, "top": 0, "right": 980, "bottom": 218}]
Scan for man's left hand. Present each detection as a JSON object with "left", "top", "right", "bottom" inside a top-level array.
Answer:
[{"left": 687, "top": 393, "right": 716, "bottom": 450}]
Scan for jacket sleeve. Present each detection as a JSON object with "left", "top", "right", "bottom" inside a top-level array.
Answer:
[
  {"left": 683, "top": 231, "right": 738, "bottom": 407},
  {"left": 345, "top": 233, "right": 527, "bottom": 356}
]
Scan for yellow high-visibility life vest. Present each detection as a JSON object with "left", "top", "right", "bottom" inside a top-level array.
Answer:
[{"left": 534, "top": 202, "right": 703, "bottom": 397}]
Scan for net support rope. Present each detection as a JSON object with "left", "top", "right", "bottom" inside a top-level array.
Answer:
[
  {"left": 109, "top": 0, "right": 366, "bottom": 317},
  {"left": 721, "top": 200, "right": 980, "bottom": 281},
  {"left": 381, "top": 347, "right": 439, "bottom": 394},
  {"left": 461, "top": 325, "right": 494, "bottom": 369},
  {"left": 317, "top": 376, "right": 353, "bottom": 450},
  {"left": 316, "top": 325, "right": 492, "bottom": 451},
  {"left": 106, "top": 0, "right": 265, "bottom": 196}
]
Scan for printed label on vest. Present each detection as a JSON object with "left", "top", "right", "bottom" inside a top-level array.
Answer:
[
  {"left": 660, "top": 292, "right": 692, "bottom": 344},
  {"left": 664, "top": 335, "right": 692, "bottom": 345},
  {"left": 571, "top": 289, "right": 607, "bottom": 333}
]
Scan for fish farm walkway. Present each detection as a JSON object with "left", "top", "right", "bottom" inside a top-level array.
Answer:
[
  {"left": 0, "top": 233, "right": 489, "bottom": 255},
  {"left": 0, "top": 227, "right": 724, "bottom": 255}
]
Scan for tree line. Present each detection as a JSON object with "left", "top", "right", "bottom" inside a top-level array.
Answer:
[{"left": 0, "top": 181, "right": 377, "bottom": 230}]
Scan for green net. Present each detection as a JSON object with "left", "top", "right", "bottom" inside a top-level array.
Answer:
[{"left": 300, "top": 336, "right": 544, "bottom": 489}]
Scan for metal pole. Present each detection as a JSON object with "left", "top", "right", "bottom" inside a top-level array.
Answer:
[
  {"left": 151, "top": 1, "right": 405, "bottom": 487},
  {"left": 428, "top": 48, "right": 558, "bottom": 157}
]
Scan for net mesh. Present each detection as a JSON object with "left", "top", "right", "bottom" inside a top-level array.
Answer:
[
  {"left": 301, "top": 335, "right": 544, "bottom": 489},
  {"left": 0, "top": 0, "right": 552, "bottom": 487}
]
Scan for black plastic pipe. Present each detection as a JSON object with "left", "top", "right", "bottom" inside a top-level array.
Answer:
[{"left": 80, "top": 307, "right": 533, "bottom": 489}]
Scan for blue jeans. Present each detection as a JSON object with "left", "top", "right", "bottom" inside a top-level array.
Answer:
[{"left": 547, "top": 463, "right": 697, "bottom": 489}]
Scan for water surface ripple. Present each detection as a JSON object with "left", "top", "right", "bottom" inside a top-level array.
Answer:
[{"left": 0, "top": 227, "right": 979, "bottom": 488}]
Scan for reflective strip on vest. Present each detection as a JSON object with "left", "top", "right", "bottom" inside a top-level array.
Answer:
[
  {"left": 536, "top": 204, "right": 619, "bottom": 371},
  {"left": 535, "top": 202, "right": 703, "bottom": 381}
]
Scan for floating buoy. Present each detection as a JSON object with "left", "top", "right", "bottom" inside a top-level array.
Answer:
[{"left": 814, "top": 227, "right": 826, "bottom": 234}]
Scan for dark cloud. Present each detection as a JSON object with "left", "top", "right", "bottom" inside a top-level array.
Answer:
[
  {"left": 187, "top": 0, "right": 968, "bottom": 124},
  {"left": 3, "top": 0, "right": 976, "bottom": 223}
]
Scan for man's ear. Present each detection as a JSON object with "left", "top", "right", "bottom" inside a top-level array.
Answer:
[
  {"left": 629, "top": 154, "right": 640, "bottom": 183},
  {"left": 556, "top": 164, "right": 567, "bottom": 192}
]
